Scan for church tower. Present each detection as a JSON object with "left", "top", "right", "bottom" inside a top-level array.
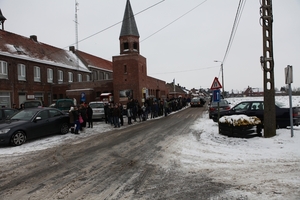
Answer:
[{"left": 113, "top": 0, "right": 148, "bottom": 104}]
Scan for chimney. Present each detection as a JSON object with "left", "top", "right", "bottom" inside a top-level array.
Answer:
[
  {"left": 30, "top": 35, "right": 38, "bottom": 42},
  {"left": 69, "top": 46, "right": 75, "bottom": 53}
]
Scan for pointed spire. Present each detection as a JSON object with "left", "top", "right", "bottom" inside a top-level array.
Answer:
[
  {"left": 120, "top": 0, "right": 139, "bottom": 37},
  {"left": 0, "top": 9, "right": 7, "bottom": 30},
  {"left": 0, "top": 9, "right": 6, "bottom": 22}
]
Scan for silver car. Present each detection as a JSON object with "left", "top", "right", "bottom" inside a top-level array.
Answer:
[{"left": 89, "top": 101, "right": 105, "bottom": 120}]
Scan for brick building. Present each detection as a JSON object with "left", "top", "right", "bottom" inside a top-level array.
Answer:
[
  {"left": 0, "top": 1, "right": 177, "bottom": 108},
  {"left": 112, "top": 0, "right": 167, "bottom": 105}
]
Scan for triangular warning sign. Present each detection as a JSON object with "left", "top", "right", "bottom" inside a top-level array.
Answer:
[{"left": 210, "top": 77, "right": 222, "bottom": 90}]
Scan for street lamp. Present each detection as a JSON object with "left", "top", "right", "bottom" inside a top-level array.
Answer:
[{"left": 214, "top": 60, "right": 224, "bottom": 97}]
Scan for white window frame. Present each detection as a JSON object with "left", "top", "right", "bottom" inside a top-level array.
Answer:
[
  {"left": 78, "top": 74, "right": 82, "bottom": 82},
  {"left": 47, "top": 68, "right": 53, "bottom": 83},
  {"left": 0, "top": 61, "right": 8, "bottom": 79},
  {"left": 18, "top": 64, "right": 26, "bottom": 81},
  {"left": 34, "top": 66, "right": 41, "bottom": 82},
  {"left": 86, "top": 74, "right": 90, "bottom": 82},
  {"left": 68, "top": 72, "right": 73, "bottom": 82},
  {"left": 58, "top": 70, "right": 63, "bottom": 83}
]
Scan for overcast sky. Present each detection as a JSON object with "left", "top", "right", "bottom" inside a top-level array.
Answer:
[{"left": 1, "top": 0, "right": 299, "bottom": 91}]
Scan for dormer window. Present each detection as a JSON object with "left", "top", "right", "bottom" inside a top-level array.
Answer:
[{"left": 14, "top": 45, "right": 25, "bottom": 55}]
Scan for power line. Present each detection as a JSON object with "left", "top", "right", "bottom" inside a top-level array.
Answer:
[
  {"left": 222, "top": 0, "right": 247, "bottom": 64},
  {"left": 67, "top": 0, "right": 166, "bottom": 49},
  {"left": 141, "top": 0, "right": 209, "bottom": 43},
  {"left": 150, "top": 65, "right": 219, "bottom": 75}
]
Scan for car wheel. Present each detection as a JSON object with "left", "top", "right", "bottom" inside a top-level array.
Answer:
[
  {"left": 60, "top": 122, "right": 69, "bottom": 134},
  {"left": 10, "top": 131, "right": 26, "bottom": 146}
]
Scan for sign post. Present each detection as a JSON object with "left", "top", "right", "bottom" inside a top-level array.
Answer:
[
  {"left": 210, "top": 77, "right": 223, "bottom": 134},
  {"left": 285, "top": 65, "right": 293, "bottom": 137}
]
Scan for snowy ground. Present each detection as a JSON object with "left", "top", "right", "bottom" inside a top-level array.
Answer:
[{"left": 0, "top": 96, "right": 299, "bottom": 199}]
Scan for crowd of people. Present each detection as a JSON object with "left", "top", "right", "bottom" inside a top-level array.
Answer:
[
  {"left": 103, "top": 97, "right": 189, "bottom": 128},
  {"left": 69, "top": 102, "right": 93, "bottom": 135}
]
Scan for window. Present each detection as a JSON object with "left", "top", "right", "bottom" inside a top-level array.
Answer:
[
  {"left": 37, "top": 110, "right": 49, "bottom": 120},
  {"left": 58, "top": 70, "right": 63, "bottom": 83},
  {"left": 78, "top": 74, "right": 82, "bottom": 82},
  {"left": 105, "top": 73, "right": 109, "bottom": 80},
  {"left": 47, "top": 68, "right": 53, "bottom": 83},
  {"left": 123, "top": 42, "right": 129, "bottom": 50},
  {"left": 34, "top": 66, "right": 41, "bottom": 82},
  {"left": 86, "top": 74, "right": 90, "bottom": 81},
  {"left": 133, "top": 42, "right": 138, "bottom": 51},
  {"left": 68, "top": 72, "right": 73, "bottom": 82},
  {"left": 99, "top": 72, "right": 104, "bottom": 80},
  {"left": 124, "top": 65, "right": 127, "bottom": 74},
  {"left": 18, "top": 64, "right": 26, "bottom": 81},
  {"left": 93, "top": 71, "right": 97, "bottom": 81},
  {"left": 0, "top": 61, "right": 8, "bottom": 79}
]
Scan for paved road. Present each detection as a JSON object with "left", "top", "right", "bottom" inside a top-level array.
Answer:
[{"left": 0, "top": 106, "right": 230, "bottom": 200}]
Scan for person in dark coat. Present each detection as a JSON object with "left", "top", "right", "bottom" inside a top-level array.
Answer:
[
  {"left": 113, "top": 104, "right": 120, "bottom": 128},
  {"left": 109, "top": 103, "right": 114, "bottom": 126},
  {"left": 86, "top": 104, "right": 93, "bottom": 128},
  {"left": 118, "top": 102, "right": 124, "bottom": 126},
  {"left": 104, "top": 103, "right": 109, "bottom": 124}
]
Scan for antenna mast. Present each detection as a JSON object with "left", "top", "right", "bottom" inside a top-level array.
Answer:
[
  {"left": 75, "top": 0, "right": 79, "bottom": 50},
  {"left": 75, "top": 0, "right": 79, "bottom": 69}
]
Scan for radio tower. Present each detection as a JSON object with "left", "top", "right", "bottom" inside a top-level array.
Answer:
[{"left": 75, "top": 0, "right": 79, "bottom": 69}]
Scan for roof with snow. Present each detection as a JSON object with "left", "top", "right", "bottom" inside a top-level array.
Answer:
[
  {"left": 76, "top": 50, "right": 113, "bottom": 72},
  {"left": 0, "top": 30, "right": 89, "bottom": 72}
]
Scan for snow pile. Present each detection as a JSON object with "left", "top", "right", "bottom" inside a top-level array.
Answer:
[{"left": 219, "top": 114, "right": 261, "bottom": 126}]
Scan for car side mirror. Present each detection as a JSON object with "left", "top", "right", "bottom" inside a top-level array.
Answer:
[{"left": 35, "top": 116, "right": 42, "bottom": 121}]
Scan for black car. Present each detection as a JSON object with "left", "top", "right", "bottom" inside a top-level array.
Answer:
[
  {"left": 0, "top": 107, "right": 70, "bottom": 146},
  {"left": 0, "top": 108, "right": 19, "bottom": 122},
  {"left": 211, "top": 100, "right": 300, "bottom": 128}
]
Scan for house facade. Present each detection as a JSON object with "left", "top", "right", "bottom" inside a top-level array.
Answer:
[{"left": 0, "top": 0, "right": 182, "bottom": 108}]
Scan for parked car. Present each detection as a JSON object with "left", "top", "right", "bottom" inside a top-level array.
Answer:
[
  {"left": 0, "top": 108, "right": 19, "bottom": 122},
  {"left": 211, "top": 100, "right": 300, "bottom": 128},
  {"left": 22, "top": 100, "right": 43, "bottom": 108},
  {"left": 190, "top": 97, "right": 206, "bottom": 107},
  {"left": 0, "top": 107, "right": 70, "bottom": 146},
  {"left": 208, "top": 99, "right": 231, "bottom": 119},
  {"left": 54, "top": 99, "right": 75, "bottom": 113},
  {"left": 89, "top": 101, "right": 105, "bottom": 120}
]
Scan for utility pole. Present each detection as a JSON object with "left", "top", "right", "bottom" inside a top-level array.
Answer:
[{"left": 260, "top": 0, "right": 276, "bottom": 137}]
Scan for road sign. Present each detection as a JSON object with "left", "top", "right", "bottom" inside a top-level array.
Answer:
[
  {"left": 80, "top": 92, "right": 86, "bottom": 103},
  {"left": 213, "top": 89, "right": 221, "bottom": 102},
  {"left": 210, "top": 77, "right": 222, "bottom": 90}
]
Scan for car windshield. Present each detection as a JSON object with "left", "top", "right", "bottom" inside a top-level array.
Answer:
[
  {"left": 90, "top": 103, "right": 104, "bottom": 108},
  {"left": 57, "top": 101, "right": 74, "bottom": 108},
  {"left": 191, "top": 98, "right": 200, "bottom": 102},
  {"left": 10, "top": 110, "right": 37, "bottom": 121}
]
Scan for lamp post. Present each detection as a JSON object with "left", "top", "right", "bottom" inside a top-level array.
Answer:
[{"left": 214, "top": 60, "right": 224, "bottom": 97}]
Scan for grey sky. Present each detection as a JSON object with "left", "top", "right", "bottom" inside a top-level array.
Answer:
[{"left": 1, "top": 0, "right": 299, "bottom": 91}]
